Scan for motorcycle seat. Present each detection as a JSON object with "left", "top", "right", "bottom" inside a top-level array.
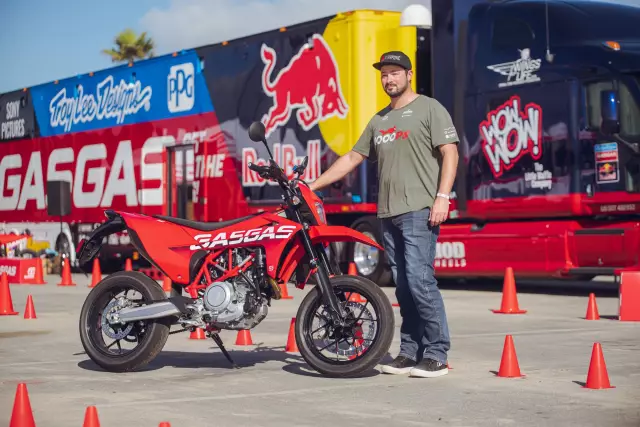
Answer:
[{"left": 153, "top": 214, "right": 258, "bottom": 231}]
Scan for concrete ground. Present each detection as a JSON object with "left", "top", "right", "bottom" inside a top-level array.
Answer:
[{"left": 1, "top": 274, "right": 639, "bottom": 427}]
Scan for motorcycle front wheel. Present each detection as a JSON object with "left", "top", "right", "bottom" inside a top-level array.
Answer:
[{"left": 294, "top": 275, "right": 395, "bottom": 378}]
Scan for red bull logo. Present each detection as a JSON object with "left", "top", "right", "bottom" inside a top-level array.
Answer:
[{"left": 260, "top": 34, "right": 349, "bottom": 138}]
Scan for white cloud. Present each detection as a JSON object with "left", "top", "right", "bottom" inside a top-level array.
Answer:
[{"left": 140, "top": 0, "right": 426, "bottom": 54}]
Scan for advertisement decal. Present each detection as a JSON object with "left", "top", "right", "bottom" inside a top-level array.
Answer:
[
  {"left": 30, "top": 50, "right": 214, "bottom": 137},
  {"left": 479, "top": 95, "right": 543, "bottom": 178},
  {"left": 0, "top": 90, "right": 37, "bottom": 141},
  {"left": 594, "top": 142, "right": 619, "bottom": 183}
]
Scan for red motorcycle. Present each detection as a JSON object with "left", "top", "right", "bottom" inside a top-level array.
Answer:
[{"left": 77, "top": 121, "right": 395, "bottom": 378}]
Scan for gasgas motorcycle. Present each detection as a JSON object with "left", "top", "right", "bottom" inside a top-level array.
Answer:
[{"left": 76, "top": 121, "right": 395, "bottom": 378}]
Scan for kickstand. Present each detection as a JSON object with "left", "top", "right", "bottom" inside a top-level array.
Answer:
[{"left": 209, "top": 332, "right": 239, "bottom": 369}]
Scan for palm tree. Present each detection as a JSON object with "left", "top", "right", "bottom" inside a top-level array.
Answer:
[{"left": 102, "top": 29, "right": 155, "bottom": 63}]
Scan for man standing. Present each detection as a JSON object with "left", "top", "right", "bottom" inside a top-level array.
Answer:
[{"left": 309, "top": 51, "right": 459, "bottom": 378}]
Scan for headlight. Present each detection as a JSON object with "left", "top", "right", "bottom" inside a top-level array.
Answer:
[{"left": 314, "top": 202, "right": 327, "bottom": 224}]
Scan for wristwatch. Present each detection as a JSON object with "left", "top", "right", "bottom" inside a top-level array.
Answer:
[{"left": 436, "top": 192, "right": 450, "bottom": 200}]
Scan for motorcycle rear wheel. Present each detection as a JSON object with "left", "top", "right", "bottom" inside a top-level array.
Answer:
[
  {"left": 294, "top": 275, "right": 395, "bottom": 378},
  {"left": 78, "top": 271, "right": 173, "bottom": 372}
]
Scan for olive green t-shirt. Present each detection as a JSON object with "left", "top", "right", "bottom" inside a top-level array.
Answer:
[{"left": 352, "top": 94, "right": 459, "bottom": 219}]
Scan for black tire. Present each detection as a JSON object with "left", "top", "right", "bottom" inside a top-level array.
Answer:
[
  {"left": 78, "top": 271, "right": 172, "bottom": 372},
  {"left": 294, "top": 275, "right": 395, "bottom": 378},
  {"left": 349, "top": 217, "right": 393, "bottom": 287}
]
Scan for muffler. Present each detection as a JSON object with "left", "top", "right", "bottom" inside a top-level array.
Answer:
[{"left": 117, "top": 301, "right": 181, "bottom": 323}]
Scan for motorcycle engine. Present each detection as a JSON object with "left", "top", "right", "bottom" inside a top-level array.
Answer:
[{"left": 201, "top": 279, "right": 268, "bottom": 330}]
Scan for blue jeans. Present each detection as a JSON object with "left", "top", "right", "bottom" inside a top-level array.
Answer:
[{"left": 381, "top": 207, "right": 451, "bottom": 364}]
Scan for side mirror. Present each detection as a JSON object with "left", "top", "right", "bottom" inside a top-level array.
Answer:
[
  {"left": 600, "top": 90, "right": 620, "bottom": 135},
  {"left": 248, "top": 121, "right": 266, "bottom": 143}
]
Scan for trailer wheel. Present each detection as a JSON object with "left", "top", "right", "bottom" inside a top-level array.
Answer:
[{"left": 349, "top": 217, "right": 392, "bottom": 287}]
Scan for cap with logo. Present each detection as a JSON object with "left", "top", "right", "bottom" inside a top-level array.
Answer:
[{"left": 373, "top": 51, "right": 412, "bottom": 70}]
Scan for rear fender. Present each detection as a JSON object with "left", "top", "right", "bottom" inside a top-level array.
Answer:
[
  {"left": 76, "top": 210, "right": 126, "bottom": 266},
  {"left": 308, "top": 225, "right": 384, "bottom": 251}
]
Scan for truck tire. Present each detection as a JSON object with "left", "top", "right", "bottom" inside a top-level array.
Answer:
[{"left": 349, "top": 217, "right": 393, "bottom": 287}]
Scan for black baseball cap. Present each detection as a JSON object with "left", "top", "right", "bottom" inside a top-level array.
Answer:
[{"left": 372, "top": 51, "right": 412, "bottom": 70}]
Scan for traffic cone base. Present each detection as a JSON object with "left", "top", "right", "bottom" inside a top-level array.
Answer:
[
  {"left": 280, "top": 282, "right": 293, "bottom": 299},
  {"left": 10, "top": 383, "right": 36, "bottom": 427},
  {"left": 585, "top": 293, "right": 600, "bottom": 320},
  {"left": 583, "top": 343, "right": 614, "bottom": 389},
  {"left": 492, "top": 267, "right": 527, "bottom": 314},
  {"left": 24, "top": 295, "right": 37, "bottom": 319},
  {"left": 235, "top": 329, "right": 254, "bottom": 345},
  {"left": 190, "top": 328, "right": 206, "bottom": 340},
  {"left": 0, "top": 272, "right": 19, "bottom": 316},
  {"left": 285, "top": 317, "right": 299, "bottom": 352},
  {"left": 496, "top": 335, "right": 524, "bottom": 378},
  {"left": 83, "top": 405, "right": 101, "bottom": 427}
]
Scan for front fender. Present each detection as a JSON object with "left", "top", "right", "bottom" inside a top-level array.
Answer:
[{"left": 308, "top": 225, "right": 384, "bottom": 251}]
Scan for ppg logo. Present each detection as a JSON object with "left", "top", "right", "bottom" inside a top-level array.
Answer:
[{"left": 168, "top": 63, "right": 195, "bottom": 113}]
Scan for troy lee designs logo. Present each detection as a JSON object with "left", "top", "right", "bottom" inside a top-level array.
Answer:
[
  {"left": 375, "top": 126, "right": 410, "bottom": 145},
  {"left": 479, "top": 95, "right": 542, "bottom": 178},
  {"left": 189, "top": 225, "right": 297, "bottom": 250},
  {"left": 260, "top": 34, "right": 349, "bottom": 138},
  {"left": 49, "top": 75, "right": 152, "bottom": 132}
]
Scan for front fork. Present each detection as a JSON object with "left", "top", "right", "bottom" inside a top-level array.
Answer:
[{"left": 294, "top": 218, "right": 347, "bottom": 325}]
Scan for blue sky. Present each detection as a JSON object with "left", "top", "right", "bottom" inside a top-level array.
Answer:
[
  {"left": 0, "top": 0, "right": 636, "bottom": 94},
  {"left": 0, "top": 0, "right": 170, "bottom": 93},
  {"left": 0, "top": 0, "right": 418, "bottom": 94}
]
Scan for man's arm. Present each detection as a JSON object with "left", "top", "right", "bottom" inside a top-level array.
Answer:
[
  {"left": 309, "top": 151, "right": 366, "bottom": 192},
  {"left": 429, "top": 101, "right": 460, "bottom": 226},
  {"left": 437, "top": 143, "right": 459, "bottom": 196}
]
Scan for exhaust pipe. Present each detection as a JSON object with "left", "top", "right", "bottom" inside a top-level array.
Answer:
[{"left": 117, "top": 301, "right": 181, "bottom": 323}]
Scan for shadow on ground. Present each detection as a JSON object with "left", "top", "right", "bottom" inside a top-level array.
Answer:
[{"left": 77, "top": 345, "right": 386, "bottom": 379}]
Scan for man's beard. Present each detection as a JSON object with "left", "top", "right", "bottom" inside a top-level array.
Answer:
[{"left": 385, "top": 83, "right": 407, "bottom": 98}]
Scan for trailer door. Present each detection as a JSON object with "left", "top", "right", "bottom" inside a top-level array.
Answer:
[{"left": 166, "top": 145, "right": 195, "bottom": 220}]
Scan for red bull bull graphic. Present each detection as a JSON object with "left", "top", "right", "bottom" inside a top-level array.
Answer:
[{"left": 260, "top": 34, "right": 349, "bottom": 138}]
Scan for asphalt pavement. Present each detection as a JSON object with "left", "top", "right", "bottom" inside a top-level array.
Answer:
[{"left": 1, "top": 274, "right": 639, "bottom": 426}]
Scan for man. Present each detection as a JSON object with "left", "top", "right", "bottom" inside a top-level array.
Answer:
[{"left": 309, "top": 51, "right": 459, "bottom": 378}]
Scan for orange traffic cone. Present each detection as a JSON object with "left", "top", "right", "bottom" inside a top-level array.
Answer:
[
  {"left": 33, "top": 258, "right": 46, "bottom": 285},
  {"left": 23, "top": 295, "right": 37, "bottom": 319},
  {"left": 585, "top": 293, "right": 600, "bottom": 320},
  {"left": 162, "top": 276, "right": 172, "bottom": 292},
  {"left": 125, "top": 258, "right": 133, "bottom": 271},
  {"left": 348, "top": 291, "right": 365, "bottom": 303},
  {"left": 82, "top": 405, "right": 101, "bottom": 427},
  {"left": 57, "top": 258, "right": 76, "bottom": 286},
  {"left": 285, "top": 317, "right": 299, "bottom": 352},
  {"left": 159, "top": 423, "right": 171, "bottom": 427},
  {"left": 89, "top": 258, "right": 102, "bottom": 288},
  {"left": 280, "top": 282, "right": 293, "bottom": 299},
  {"left": 496, "top": 335, "right": 524, "bottom": 378},
  {"left": 348, "top": 262, "right": 358, "bottom": 276},
  {"left": 0, "top": 272, "right": 18, "bottom": 316},
  {"left": 492, "top": 267, "right": 526, "bottom": 314},
  {"left": 235, "top": 329, "right": 253, "bottom": 345},
  {"left": 9, "top": 383, "right": 36, "bottom": 427},
  {"left": 584, "top": 343, "right": 614, "bottom": 389},
  {"left": 190, "top": 328, "right": 206, "bottom": 340}
]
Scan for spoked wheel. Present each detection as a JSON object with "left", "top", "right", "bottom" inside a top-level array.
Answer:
[
  {"left": 295, "top": 275, "right": 395, "bottom": 378},
  {"left": 79, "top": 271, "right": 172, "bottom": 372}
]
